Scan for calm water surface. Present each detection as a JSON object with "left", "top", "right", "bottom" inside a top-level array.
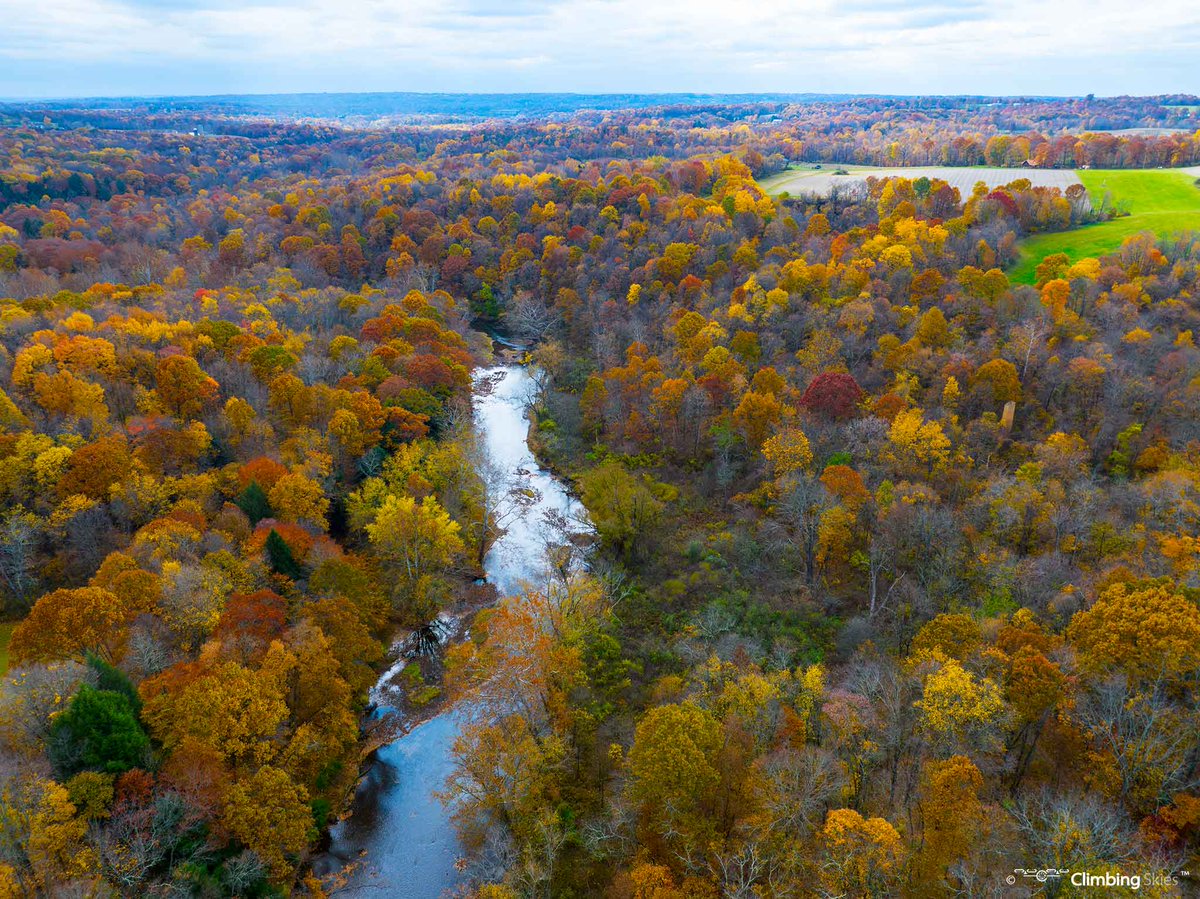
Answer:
[{"left": 320, "top": 363, "right": 585, "bottom": 896}]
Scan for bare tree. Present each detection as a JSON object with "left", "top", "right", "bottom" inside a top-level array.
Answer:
[
  {"left": 506, "top": 293, "right": 560, "bottom": 343},
  {"left": 778, "top": 474, "right": 832, "bottom": 585},
  {"left": 1076, "top": 676, "right": 1200, "bottom": 803},
  {"left": 0, "top": 510, "right": 39, "bottom": 611},
  {"left": 1009, "top": 787, "right": 1140, "bottom": 869},
  {"left": 756, "top": 747, "right": 844, "bottom": 837}
]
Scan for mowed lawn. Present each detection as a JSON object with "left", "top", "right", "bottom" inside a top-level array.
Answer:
[
  {"left": 1011, "top": 168, "right": 1200, "bottom": 283},
  {"left": 0, "top": 622, "right": 12, "bottom": 675}
]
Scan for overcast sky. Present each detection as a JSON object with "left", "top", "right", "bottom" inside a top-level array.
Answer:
[{"left": 2, "top": 0, "right": 1198, "bottom": 99}]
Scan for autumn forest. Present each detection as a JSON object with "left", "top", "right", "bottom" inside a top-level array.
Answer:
[{"left": 0, "top": 92, "right": 1199, "bottom": 898}]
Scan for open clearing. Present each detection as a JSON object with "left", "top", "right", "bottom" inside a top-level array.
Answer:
[
  {"left": 760, "top": 163, "right": 1082, "bottom": 197},
  {"left": 1011, "top": 167, "right": 1200, "bottom": 283},
  {"left": 0, "top": 623, "right": 11, "bottom": 675},
  {"left": 762, "top": 163, "right": 1200, "bottom": 287},
  {"left": 1092, "top": 127, "right": 1195, "bottom": 137}
]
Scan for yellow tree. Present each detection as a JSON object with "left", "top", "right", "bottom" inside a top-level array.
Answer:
[
  {"left": 266, "top": 373, "right": 317, "bottom": 429},
  {"left": 915, "top": 755, "right": 984, "bottom": 887},
  {"left": 915, "top": 658, "right": 1008, "bottom": 754},
  {"left": 819, "top": 808, "right": 905, "bottom": 897},
  {"left": 139, "top": 658, "right": 289, "bottom": 767},
  {"left": 442, "top": 715, "right": 566, "bottom": 852},
  {"left": 154, "top": 355, "right": 219, "bottom": 419},
  {"left": 732, "top": 390, "right": 782, "bottom": 449},
  {"left": 578, "top": 463, "right": 664, "bottom": 561},
  {"left": 1040, "top": 278, "right": 1070, "bottom": 322},
  {"left": 817, "top": 505, "right": 858, "bottom": 576},
  {"left": 0, "top": 776, "right": 90, "bottom": 895},
  {"left": 32, "top": 370, "right": 109, "bottom": 429},
  {"left": 1067, "top": 581, "right": 1200, "bottom": 683},
  {"left": 612, "top": 862, "right": 715, "bottom": 899},
  {"left": 627, "top": 702, "right": 722, "bottom": 850},
  {"left": 761, "top": 427, "right": 813, "bottom": 479},
  {"left": 446, "top": 577, "right": 601, "bottom": 732},
  {"left": 441, "top": 576, "right": 607, "bottom": 856},
  {"left": 365, "top": 494, "right": 464, "bottom": 611},
  {"left": 221, "top": 766, "right": 311, "bottom": 880},
  {"left": 275, "top": 627, "right": 358, "bottom": 784},
  {"left": 10, "top": 587, "right": 130, "bottom": 664},
  {"left": 914, "top": 306, "right": 952, "bottom": 349},
  {"left": 910, "top": 614, "right": 982, "bottom": 661},
  {"left": 888, "top": 408, "right": 951, "bottom": 472},
  {"left": 971, "top": 358, "right": 1022, "bottom": 405},
  {"left": 267, "top": 472, "right": 329, "bottom": 527}
]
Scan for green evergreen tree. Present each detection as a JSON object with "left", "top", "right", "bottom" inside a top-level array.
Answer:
[
  {"left": 49, "top": 685, "right": 149, "bottom": 777},
  {"left": 235, "top": 480, "right": 272, "bottom": 525},
  {"left": 473, "top": 283, "right": 499, "bottom": 319},
  {"left": 86, "top": 652, "right": 142, "bottom": 714},
  {"left": 265, "top": 528, "right": 304, "bottom": 579}
]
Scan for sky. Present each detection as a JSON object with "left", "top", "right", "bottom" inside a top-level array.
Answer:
[{"left": 1, "top": 0, "right": 1198, "bottom": 99}]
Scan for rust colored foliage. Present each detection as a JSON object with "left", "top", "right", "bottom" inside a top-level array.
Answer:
[{"left": 800, "top": 372, "right": 865, "bottom": 419}]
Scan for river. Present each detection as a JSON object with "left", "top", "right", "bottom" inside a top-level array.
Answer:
[{"left": 319, "top": 361, "right": 587, "bottom": 896}]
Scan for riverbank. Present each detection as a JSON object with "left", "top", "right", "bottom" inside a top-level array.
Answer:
[
  {"left": 316, "top": 358, "right": 591, "bottom": 896},
  {"left": 320, "top": 340, "right": 532, "bottom": 843}
]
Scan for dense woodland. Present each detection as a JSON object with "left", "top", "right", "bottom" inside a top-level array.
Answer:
[{"left": 0, "top": 95, "right": 1198, "bottom": 897}]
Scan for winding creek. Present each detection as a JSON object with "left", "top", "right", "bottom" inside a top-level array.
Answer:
[{"left": 320, "top": 359, "right": 588, "bottom": 896}]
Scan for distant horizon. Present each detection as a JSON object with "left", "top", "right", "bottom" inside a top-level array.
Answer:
[{"left": 3, "top": 89, "right": 1195, "bottom": 107}]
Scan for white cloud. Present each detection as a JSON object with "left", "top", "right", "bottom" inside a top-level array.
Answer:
[{"left": 1, "top": 0, "right": 1198, "bottom": 96}]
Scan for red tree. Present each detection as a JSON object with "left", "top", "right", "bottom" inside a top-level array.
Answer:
[{"left": 800, "top": 372, "right": 865, "bottom": 420}]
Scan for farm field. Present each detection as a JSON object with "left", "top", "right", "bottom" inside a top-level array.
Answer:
[
  {"left": 762, "top": 163, "right": 1200, "bottom": 286},
  {"left": 1095, "top": 127, "right": 1195, "bottom": 136},
  {"left": 1011, "top": 167, "right": 1200, "bottom": 283},
  {"left": 759, "top": 163, "right": 1082, "bottom": 197}
]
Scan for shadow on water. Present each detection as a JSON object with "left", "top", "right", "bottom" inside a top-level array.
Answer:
[{"left": 318, "top": 712, "right": 465, "bottom": 895}]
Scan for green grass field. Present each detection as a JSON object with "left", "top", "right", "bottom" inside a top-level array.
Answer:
[
  {"left": 0, "top": 623, "right": 12, "bottom": 675},
  {"left": 1011, "top": 169, "right": 1200, "bottom": 283}
]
